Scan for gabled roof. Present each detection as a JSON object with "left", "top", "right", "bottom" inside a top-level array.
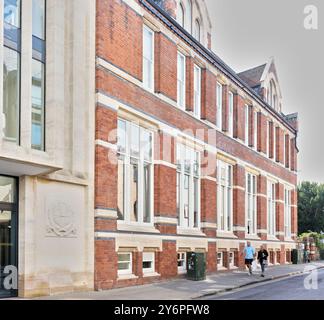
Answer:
[{"left": 237, "top": 64, "right": 266, "bottom": 89}]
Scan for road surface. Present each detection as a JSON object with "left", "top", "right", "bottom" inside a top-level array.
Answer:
[{"left": 208, "top": 269, "right": 324, "bottom": 300}]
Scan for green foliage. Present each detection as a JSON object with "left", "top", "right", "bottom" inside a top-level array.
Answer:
[{"left": 298, "top": 181, "right": 324, "bottom": 237}]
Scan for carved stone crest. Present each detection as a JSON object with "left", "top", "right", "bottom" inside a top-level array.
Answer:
[{"left": 46, "top": 201, "right": 77, "bottom": 238}]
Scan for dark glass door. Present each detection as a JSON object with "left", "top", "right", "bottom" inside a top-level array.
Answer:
[{"left": 0, "top": 177, "right": 18, "bottom": 298}]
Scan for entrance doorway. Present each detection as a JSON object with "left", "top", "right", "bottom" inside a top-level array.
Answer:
[{"left": 0, "top": 176, "right": 18, "bottom": 298}]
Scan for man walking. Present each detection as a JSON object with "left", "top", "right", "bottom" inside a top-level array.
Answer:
[
  {"left": 244, "top": 242, "right": 255, "bottom": 276},
  {"left": 257, "top": 245, "right": 269, "bottom": 277}
]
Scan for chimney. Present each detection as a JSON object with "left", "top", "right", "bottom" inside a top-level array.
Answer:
[{"left": 285, "top": 113, "right": 299, "bottom": 132}]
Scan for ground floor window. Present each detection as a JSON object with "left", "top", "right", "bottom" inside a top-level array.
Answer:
[
  {"left": 177, "top": 252, "right": 187, "bottom": 272},
  {"left": 286, "top": 251, "right": 291, "bottom": 263},
  {"left": 217, "top": 252, "right": 224, "bottom": 268},
  {"left": 276, "top": 251, "right": 281, "bottom": 264},
  {"left": 269, "top": 251, "right": 275, "bottom": 264},
  {"left": 142, "top": 252, "right": 155, "bottom": 274},
  {"left": 229, "top": 252, "right": 235, "bottom": 268},
  {"left": 118, "top": 253, "right": 132, "bottom": 276}
]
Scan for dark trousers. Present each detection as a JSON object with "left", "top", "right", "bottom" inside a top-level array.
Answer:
[{"left": 259, "top": 260, "right": 266, "bottom": 273}]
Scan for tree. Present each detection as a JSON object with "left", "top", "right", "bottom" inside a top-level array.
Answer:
[{"left": 298, "top": 182, "right": 324, "bottom": 234}]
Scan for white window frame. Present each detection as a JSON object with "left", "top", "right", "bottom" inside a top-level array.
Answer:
[
  {"left": 177, "top": 144, "right": 201, "bottom": 230},
  {"left": 193, "top": 65, "right": 201, "bottom": 118},
  {"left": 142, "top": 252, "right": 155, "bottom": 274},
  {"left": 284, "top": 188, "right": 292, "bottom": 238},
  {"left": 245, "top": 104, "right": 249, "bottom": 146},
  {"left": 217, "top": 160, "right": 233, "bottom": 232},
  {"left": 267, "top": 181, "right": 276, "bottom": 236},
  {"left": 117, "top": 119, "right": 154, "bottom": 226},
  {"left": 254, "top": 111, "right": 258, "bottom": 150},
  {"left": 177, "top": 52, "right": 186, "bottom": 110},
  {"left": 246, "top": 172, "right": 257, "bottom": 236},
  {"left": 216, "top": 83, "right": 223, "bottom": 130},
  {"left": 177, "top": 252, "right": 187, "bottom": 272},
  {"left": 217, "top": 252, "right": 223, "bottom": 268},
  {"left": 118, "top": 252, "right": 133, "bottom": 276},
  {"left": 228, "top": 92, "right": 234, "bottom": 137},
  {"left": 143, "top": 25, "right": 154, "bottom": 91}
]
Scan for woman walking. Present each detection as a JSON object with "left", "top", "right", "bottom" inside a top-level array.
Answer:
[{"left": 257, "top": 246, "right": 269, "bottom": 277}]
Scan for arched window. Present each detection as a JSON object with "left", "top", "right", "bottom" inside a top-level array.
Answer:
[
  {"left": 178, "top": 3, "right": 185, "bottom": 27},
  {"left": 186, "top": 0, "right": 192, "bottom": 33},
  {"left": 269, "top": 80, "right": 277, "bottom": 109},
  {"left": 194, "top": 19, "right": 200, "bottom": 41}
]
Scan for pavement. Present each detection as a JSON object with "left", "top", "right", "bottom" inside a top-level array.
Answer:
[{"left": 32, "top": 261, "right": 324, "bottom": 300}]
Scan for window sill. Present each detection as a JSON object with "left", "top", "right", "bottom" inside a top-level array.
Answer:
[
  {"left": 143, "top": 272, "right": 160, "bottom": 278},
  {"left": 217, "top": 231, "right": 238, "bottom": 239},
  {"left": 245, "top": 234, "right": 261, "bottom": 240},
  {"left": 117, "top": 274, "right": 139, "bottom": 281},
  {"left": 267, "top": 235, "right": 279, "bottom": 241},
  {"left": 117, "top": 221, "right": 160, "bottom": 234},
  {"left": 177, "top": 227, "right": 206, "bottom": 237}
]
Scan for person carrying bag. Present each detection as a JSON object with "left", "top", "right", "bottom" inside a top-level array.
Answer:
[{"left": 257, "top": 245, "right": 269, "bottom": 278}]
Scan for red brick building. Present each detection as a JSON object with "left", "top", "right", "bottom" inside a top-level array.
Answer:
[{"left": 94, "top": 0, "right": 299, "bottom": 290}]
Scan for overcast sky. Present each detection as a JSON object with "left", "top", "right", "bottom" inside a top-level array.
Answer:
[{"left": 205, "top": 0, "right": 324, "bottom": 183}]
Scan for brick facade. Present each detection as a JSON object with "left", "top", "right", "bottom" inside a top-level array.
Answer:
[{"left": 94, "top": 0, "right": 299, "bottom": 291}]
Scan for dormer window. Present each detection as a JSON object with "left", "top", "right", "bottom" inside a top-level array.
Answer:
[
  {"left": 268, "top": 80, "right": 278, "bottom": 110},
  {"left": 194, "top": 19, "right": 200, "bottom": 41},
  {"left": 178, "top": 2, "right": 185, "bottom": 27}
]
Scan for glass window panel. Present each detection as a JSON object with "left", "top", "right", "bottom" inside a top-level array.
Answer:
[
  {"left": 194, "top": 178, "right": 199, "bottom": 228},
  {"left": 118, "top": 253, "right": 131, "bottom": 263},
  {"left": 0, "top": 177, "right": 15, "bottom": 203},
  {"left": 143, "top": 163, "right": 151, "bottom": 223},
  {"left": 31, "top": 59, "right": 45, "bottom": 150},
  {"left": 117, "top": 155, "right": 125, "bottom": 220},
  {"left": 117, "top": 120, "right": 126, "bottom": 154},
  {"left": 183, "top": 175, "right": 190, "bottom": 228},
  {"left": 194, "top": 19, "right": 200, "bottom": 41},
  {"left": 32, "top": 0, "right": 45, "bottom": 39},
  {"left": 178, "top": 3, "right": 184, "bottom": 27},
  {"left": 3, "top": 47, "right": 20, "bottom": 142},
  {"left": 141, "top": 129, "right": 152, "bottom": 162},
  {"left": 130, "top": 124, "right": 140, "bottom": 158},
  {"left": 130, "top": 159, "right": 139, "bottom": 222},
  {"left": 4, "top": 0, "right": 20, "bottom": 27},
  {"left": 0, "top": 210, "right": 13, "bottom": 268}
]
